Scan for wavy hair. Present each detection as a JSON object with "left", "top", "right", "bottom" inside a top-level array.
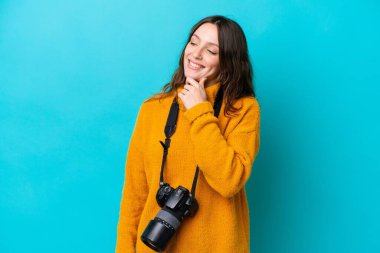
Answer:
[{"left": 152, "top": 15, "right": 256, "bottom": 117}]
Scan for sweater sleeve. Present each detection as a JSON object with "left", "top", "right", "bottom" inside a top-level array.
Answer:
[
  {"left": 184, "top": 99, "right": 260, "bottom": 198},
  {"left": 115, "top": 104, "right": 148, "bottom": 253}
]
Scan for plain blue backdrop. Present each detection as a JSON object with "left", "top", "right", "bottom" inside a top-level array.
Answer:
[{"left": 1, "top": 0, "right": 379, "bottom": 252}]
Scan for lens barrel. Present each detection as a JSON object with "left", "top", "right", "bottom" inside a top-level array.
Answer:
[
  {"left": 141, "top": 186, "right": 197, "bottom": 251},
  {"left": 141, "top": 209, "right": 180, "bottom": 252}
]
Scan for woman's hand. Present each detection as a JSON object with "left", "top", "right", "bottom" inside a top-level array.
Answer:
[{"left": 178, "top": 77, "right": 207, "bottom": 110}]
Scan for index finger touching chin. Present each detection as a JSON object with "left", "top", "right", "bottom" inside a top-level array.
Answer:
[{"left": 186, "top": 77, "right": 197, "bottom": 86}]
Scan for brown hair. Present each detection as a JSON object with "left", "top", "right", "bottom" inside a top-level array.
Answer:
[{"left": 151, "top": 15, "right": 256, "bottom": 117}]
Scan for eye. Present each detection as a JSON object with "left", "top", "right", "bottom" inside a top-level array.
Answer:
[
  {"left": 189, "top": 41, "right": 197, "bottom": 46},
  {"left": 208, "top": 49, "right": 218, "bottom": 55}
]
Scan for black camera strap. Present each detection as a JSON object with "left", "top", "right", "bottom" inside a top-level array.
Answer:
[{"left": 159, "top": 87, "right": 224, "bottom": 199}]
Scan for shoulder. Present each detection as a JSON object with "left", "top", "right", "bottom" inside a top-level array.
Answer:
[
  {"left": 138, "top": 92, "right": 176, "bottom": 114},
  {"left": 240, "top": 96, "right": 260, "bottom": 110},
  {"left": 232, "top": 96, "right": 260, "bottom": 116},
  {"left": 222, "top": 96, "right": 260, "bottom": 136}
]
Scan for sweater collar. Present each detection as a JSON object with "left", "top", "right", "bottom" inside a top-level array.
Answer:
[{"left": 176, "top": 82, "right": 221, "bottom": 111}]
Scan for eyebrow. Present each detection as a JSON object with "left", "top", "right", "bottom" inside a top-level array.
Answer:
[{"left": 192, "top": 34, "right": 219, "bottom": 47}]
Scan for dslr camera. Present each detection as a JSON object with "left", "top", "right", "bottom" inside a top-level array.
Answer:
[{"left": 141, "top": 183, "right": 198, "bottom": 252}]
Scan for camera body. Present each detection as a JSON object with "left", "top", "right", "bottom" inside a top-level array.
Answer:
[
  {"left": 156, "top": 183, "right": 198, "bottom": 216},
  {"left": 140, "top": 183, "right": 198, "bottom": 252}
]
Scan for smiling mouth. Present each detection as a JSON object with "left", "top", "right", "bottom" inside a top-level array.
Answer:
[{"left": 188, "top": 59, "right": 204, "bottom": 70}]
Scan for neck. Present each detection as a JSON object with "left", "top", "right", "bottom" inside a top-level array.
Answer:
[{"left": 204, "top": 78, "right": 219, "bottom": 88}]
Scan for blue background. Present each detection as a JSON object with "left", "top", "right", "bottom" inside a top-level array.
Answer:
[{"left": 1, "top": 0, "right": 379, "bottom": 252}]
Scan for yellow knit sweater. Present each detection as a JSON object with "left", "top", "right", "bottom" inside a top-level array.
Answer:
[{"left": 116, "top": 83, "right": 260, "bottom": 253}]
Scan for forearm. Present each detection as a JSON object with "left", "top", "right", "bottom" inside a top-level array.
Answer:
[{"left": 184, "top": 101, "right": 260, "bottom": 198}]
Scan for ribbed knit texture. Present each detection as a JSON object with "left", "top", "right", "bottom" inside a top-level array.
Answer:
[{"left": 116, "top": 83, "right": 260, "bottom": 253}]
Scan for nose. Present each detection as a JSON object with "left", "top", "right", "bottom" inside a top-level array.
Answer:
[{"left": 192, "top": 47, "right": 202, "bottom": 59}]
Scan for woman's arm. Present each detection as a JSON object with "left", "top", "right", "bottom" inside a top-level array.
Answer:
[
  {"left": 115, "top": 104, "right": 148, "bottom": 253},
  {"left": 184, "top": 97, "right": 260, "bottom": 198}
]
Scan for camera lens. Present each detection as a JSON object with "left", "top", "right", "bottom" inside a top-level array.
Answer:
[{"left": 141, "top": 209, "right": 180, "bottom": 252}]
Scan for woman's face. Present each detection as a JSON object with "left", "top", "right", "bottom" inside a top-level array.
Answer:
[{"left": 183, "top": 23, "right": 220, "bottom": 86}]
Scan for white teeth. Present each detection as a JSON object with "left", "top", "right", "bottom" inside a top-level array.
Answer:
[{"left": 189, "top": 60, "right": 202, "bottom": 69}]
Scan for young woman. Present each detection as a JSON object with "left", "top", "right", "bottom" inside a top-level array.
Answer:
[{"left": 116, "top": 15, "right": 260, "bottom": 253}]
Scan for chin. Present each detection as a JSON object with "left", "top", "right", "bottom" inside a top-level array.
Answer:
[{"left": 184, "top": 72, "right": 203, "bottom": 82}]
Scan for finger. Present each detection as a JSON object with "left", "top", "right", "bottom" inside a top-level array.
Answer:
[
  {"left": 186, "top": 77, "right": 198, "bottom": 87},
  {"left": 186, "top": 78, "right": 201, "bottom": 91},
  {"left": 184, "top": 84, "right": 195, "bottom": 91}
]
